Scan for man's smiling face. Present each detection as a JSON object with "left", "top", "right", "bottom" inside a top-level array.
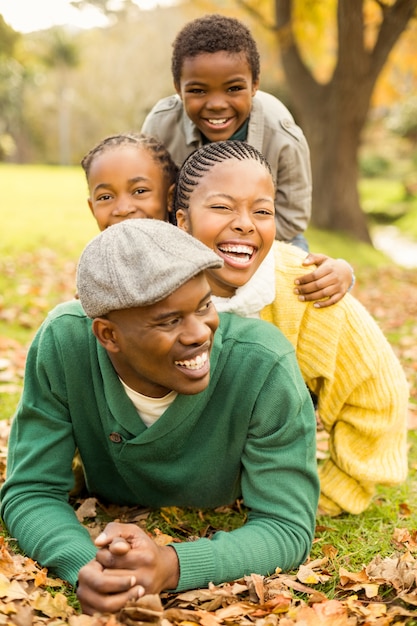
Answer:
[{"left": 96, "top": 273, "right": 219, "bottom": 398}]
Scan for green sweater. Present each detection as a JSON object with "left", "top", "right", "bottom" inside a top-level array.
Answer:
[{"left": 1, "top": 301, "right": 319, "bottom": 589}]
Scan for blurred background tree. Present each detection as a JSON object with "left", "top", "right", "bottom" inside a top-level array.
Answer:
[
  {"left": 0, "top": 0, "right": 416, "bottom": 241},
  {"left": 42, "top": 29, "right": 80, "bottom": 165},
  {"left": 0, "top": 15, "right": 24, "bottom": 160},
  {"left": 236, "top": 0, "right": 417, "bottom": 241}
]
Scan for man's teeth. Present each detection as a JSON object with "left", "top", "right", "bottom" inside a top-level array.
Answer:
[
  {"left": 175, "top": 352, "right": 208, "bottom": 370},
  {"left": 208, "top": 118, "right": 227, "bottom": 125}
]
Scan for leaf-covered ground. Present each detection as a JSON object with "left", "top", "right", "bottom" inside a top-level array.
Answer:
[{"left": 0, "top": 252, "right": 417, "bottom": 625}]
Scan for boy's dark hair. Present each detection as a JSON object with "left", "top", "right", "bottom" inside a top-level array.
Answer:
[
  {"left": 81, "top": 133, "right": 178, "bottom": 188},
  {"left": 174, "top": 140, "right": 271, "bottom": 213},
  {"left": 171, "top": 14, "right": 260, "bottom": 85}
]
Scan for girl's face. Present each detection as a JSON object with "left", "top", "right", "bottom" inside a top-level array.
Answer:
[
  {"left": 176, "top": 159, "right": 276, "bottom": 298},
  {"left": 87, "top": 145, "right": 172, "bottom": 231}
]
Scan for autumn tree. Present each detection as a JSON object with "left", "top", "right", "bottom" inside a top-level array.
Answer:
[
  {"left": 239, "top": 0, "right": 417, "bottom": 242},
  {"left": 41, "top": 28, "right": 80, "bottom": 165},
  {"left": 0, "top": 16, "right": 22, "bottom": 160}
]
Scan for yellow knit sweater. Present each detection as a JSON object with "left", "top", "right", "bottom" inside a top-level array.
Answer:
[{"left": 261, "top": 242, "right": 409, "bottom": 516}]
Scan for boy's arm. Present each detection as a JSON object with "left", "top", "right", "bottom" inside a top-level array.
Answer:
[{"left": 294, "top": 255, "right": 355, "bottom": 307}]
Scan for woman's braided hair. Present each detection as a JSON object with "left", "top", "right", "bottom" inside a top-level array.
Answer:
[
  {"left": 171, "top": 14, "right": 260, "bottom": 85},
  {"left": 173, "top": 140, "right": 272, "bottom": 213},
  {"left": 81, "top": 132, "right": 178, "bottom": 187}
]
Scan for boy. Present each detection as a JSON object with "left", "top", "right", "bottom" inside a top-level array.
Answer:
[{"left": 141, "top": 14, "right": 311, "bottom": 248}]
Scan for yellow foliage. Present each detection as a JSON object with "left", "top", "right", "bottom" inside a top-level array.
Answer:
[{"left": 288, "top": 0, "right": 417, "bottom": 97}]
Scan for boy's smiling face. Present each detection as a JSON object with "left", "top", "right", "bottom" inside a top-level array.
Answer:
[
  {"left": 175, "top": 51, "right": 259, "bottom": 142},
  {"left": 176, "top": 158, "right": 276, "bottom": 298}
]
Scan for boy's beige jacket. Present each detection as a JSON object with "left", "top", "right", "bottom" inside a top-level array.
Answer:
[{"left": 141, "top": 90, "right": 312, "bottom": 242}]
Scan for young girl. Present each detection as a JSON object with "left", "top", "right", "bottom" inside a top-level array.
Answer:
[
  {"left": 81, "top": 132, "right": 352, "bottom": 307},
  {"left": 174, "top": 140, "right": 409, "bottom": 517},
  {"left": 81, "top": 133, "right": 178, "bottom": 230}
]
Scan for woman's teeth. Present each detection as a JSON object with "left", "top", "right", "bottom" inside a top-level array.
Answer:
[{"left": 218, "top": 244, "right": 254, "bottom": 263}]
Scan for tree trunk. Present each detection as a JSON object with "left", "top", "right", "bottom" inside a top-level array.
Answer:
[
  {"left": 274, "top": 0, "right": 417, "bottom": 242},
  {"left": 305, "top": 95, "right": 371, "bottom": 242}
]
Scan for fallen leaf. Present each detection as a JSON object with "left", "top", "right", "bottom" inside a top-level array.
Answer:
[
  {"left": 0, "top": 575, "right": 27, "bottom": 601},
  {"left": 30, "top": 590, "right": 74, "bottom": 619},
  {"left": 76, "top": 498, "right": 98, "bottom": 522}
]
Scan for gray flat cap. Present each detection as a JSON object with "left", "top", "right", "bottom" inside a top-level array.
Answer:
[{"left": 77, "top": 220, "right": 223, "bottom": 318}]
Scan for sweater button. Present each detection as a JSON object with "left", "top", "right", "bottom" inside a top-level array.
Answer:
[{"left": 109, "top": 432, "right": 122, "bottom": 443}]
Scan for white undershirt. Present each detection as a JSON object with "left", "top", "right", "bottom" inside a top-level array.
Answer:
[{"left": 120, "top": 378, "right": 177, "bottom": 427}]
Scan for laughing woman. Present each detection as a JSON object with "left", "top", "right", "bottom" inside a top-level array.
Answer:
[{"left": 174, "top": 140, "right": 409, "bottom": 518}]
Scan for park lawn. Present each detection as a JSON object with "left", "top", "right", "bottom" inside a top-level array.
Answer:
[
  {"left": 0, "top": 164, "right": 417, "bottom": 623},
  {"left": 1, "top": 163, "right": 97, "bottom": 256},
  {"left": 359, "top": 176, "right": 417, "bottom": 238}
]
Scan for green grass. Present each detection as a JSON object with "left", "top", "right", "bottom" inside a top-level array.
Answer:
[
  {"left": 305, "top": 225, "right": 391, "bottom": 267},
  {"left": 0, "top": 163, "right": 98, "bottom": 345},
  {"left": 359, "top": 177, "right": 406, "bottom": 219},
  {"left": 1, "top": 163, "right": 97, "bottom": 256},
  {"left": 359, "top": 177, "right": 417, "bottom": 239}
]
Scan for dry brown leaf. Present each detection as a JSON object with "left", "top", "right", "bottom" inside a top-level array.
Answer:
[
  {"left": 245, "top": 573, "right": 265, "bottom": 603},
  {"left": 214, "top": 601, "right": 254, "bottom": 620},
  {"left": 152, "top": 529, "right": 177, "bottom": 547},
  {"left": 163, "top": 607, "right": 201, "bottom": 623},
  {"left": 194, "top": 609, "right": 221, "bottom": 626},
  {"left": 398, "top": 589, "right": 417, "bottom": 607},
  {"left": 76, "top": 498, "right": 98, "bottom": 522},
  {"left": 311, "top": 599, "right": 350, "bottom": 625},
  {"left": 339, "top": 566, "right": 370, "bottom": 586},
  {"left": 296, "top": 564, "right": 330, "bottom": 585},
  {"left": 278, "top": 576, "right": 326, "bottom": 597},
  {"left": 118, "top": 594, "right": 163, "bottom": 625},
  {"left": 30, "top": 590, "right": 75, "bottom": 619},
  {"left": 0, "top": 575, "right": 27, "bottom": 601},
  {"left": 366, "top": 553, "right": 416, "bottom": 590},
  {"left": 207, "top": 581, "right": 247, "bottom": 597},
  {"left": 392, "top": 527, "right": 417, "bottom": 550}
]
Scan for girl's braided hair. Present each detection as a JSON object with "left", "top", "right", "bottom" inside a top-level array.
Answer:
[
  {"left": 173, "top": 140, "right": 272, "bottom": 213},
  {"left": 171, "top": 14, "right": 260, "bottom": 85},
  {"left": 81, "top": 132, "right": 178, "bottom": 187}
]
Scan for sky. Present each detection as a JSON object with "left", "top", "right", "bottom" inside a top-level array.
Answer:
[{"left": 0, "top": 0, "right": 172, "bottom": 33}]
